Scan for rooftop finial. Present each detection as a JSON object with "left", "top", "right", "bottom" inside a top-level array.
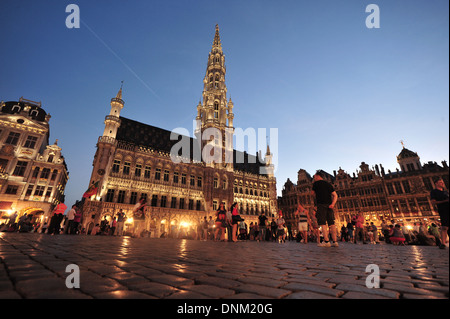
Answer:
[{"left": 116, "top": 81, "right": 124, "bottom": 99}]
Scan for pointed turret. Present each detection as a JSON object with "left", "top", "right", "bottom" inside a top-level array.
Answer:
[{"left": 103, "top": 83, "right": 124, "bottom": 140}]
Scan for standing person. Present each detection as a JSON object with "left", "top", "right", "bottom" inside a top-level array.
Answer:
[
  {"left": 215, "top": 203, "right": 227, "bottom": 241},
  {"left": 258, "top": 212, "right": 268, "bottom": 242},
  {"left": 132, "top": 197, "right": 147, "bottom": 238},
  {"left": 115, "top": 209, "right": 125, "bottom": 236},
  {"left": 276, "top": 211, "right": 286, "bottom": 243},
  {"left": 307, "top": 208, "right": 321, "bottom": 244},
  {"left": 295, "top": 204, "right": 309, "bottom": 243},
  {"left": 226, "top": 207, "right": 233, "bottom": 242},
  {"left": 73, "top": 207, "right": 82, "bottom": 235},
  {"left": 207, "top": 216, "right": 215, "bottom": 240},
  {"left": 370, "top": 222, "right": 379, "bottom": 244},
  {"left": 230, "top": 202, "right": 240, "bottom": 242},
  {"left": 354, "top": 212, "right": 366, "bottom": 244},
  {"left": 347, "top": 219, "right": 354, "bottom": 243},
  {"left": 430, "top": 178, "right": 449, "bottom": 249},
  {"left": 311, "top": 172, "right": 339, "bottom": 247},
  {"left": 270, "top": 218, "right": 277, "bottom": 241},
  {"left": 65, "top": 205, "right": 76, "bottom": 234},
  {"left": 201, "top": 217, "right": 209, "bottom": 240},
  {"left": 380, "top": 219, "right": 390, "bottom": 243}
]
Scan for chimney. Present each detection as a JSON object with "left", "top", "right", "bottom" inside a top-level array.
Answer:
[
  {"left": 442, "top": 160, "right": 448, "bottom": 168},
  {"left": 380, "top": 164, "right": 386, "bottom": 177}
]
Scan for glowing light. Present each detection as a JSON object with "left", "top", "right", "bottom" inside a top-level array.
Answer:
[
  {"left": 126, "top": 218, "right": 133, "bottom": 224},
  {"left": 180, "top": 222, "right": 190, "bottom": 228},
  {"left": 406, "top": 225, "right": 413, "bottom": 230}
]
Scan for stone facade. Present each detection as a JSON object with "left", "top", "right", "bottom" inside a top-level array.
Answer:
[
  {"left": 278, "top": 148, "right": 449, "bottom": 231},
  {"left": 0, "top": 97, "right": 68, "bottom": 225}
]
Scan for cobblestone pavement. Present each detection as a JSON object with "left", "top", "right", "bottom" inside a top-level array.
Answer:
[{"left": 0, "top": 233, "right": 448, "bottom": 300}]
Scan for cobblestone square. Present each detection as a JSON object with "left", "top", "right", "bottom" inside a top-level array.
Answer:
[{"left": 0, "top": 233, "right": 448, "bottom": 300}]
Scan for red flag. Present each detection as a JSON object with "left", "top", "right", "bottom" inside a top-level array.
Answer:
[
  {"left": 83, "top": 181, "right": 99, "bottom": 198},
  {"left": 54, "top": 203, "right": 67, "bottom": 214}
]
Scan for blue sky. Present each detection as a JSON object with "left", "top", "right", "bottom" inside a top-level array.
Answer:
[{"left": 1, "top": 0, "right": 448, "bottom": 210}]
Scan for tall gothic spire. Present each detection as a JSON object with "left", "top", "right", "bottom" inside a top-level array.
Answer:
[{"left": 213, "top": 24, "right": 222, "bottom": 50}]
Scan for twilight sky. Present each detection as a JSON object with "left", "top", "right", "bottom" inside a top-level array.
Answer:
[{"left": 1, "top": 0, "right": 448, "bottom": 210}]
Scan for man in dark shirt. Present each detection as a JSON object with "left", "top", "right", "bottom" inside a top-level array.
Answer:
[
  {"left": 258, "top": 213, "right": 268, "bottom": 241},
  {"left": 430, "top": 178, "right": 449, "bottom": 249},
  {"left": 311, "top": 172, "right": 338, "bottom": 247}
]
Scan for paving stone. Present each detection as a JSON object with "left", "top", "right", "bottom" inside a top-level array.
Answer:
[
  {"left": 335, "top": 283, "right": 401, "bottom": 299},
  {"left": 1, "top": 234, "right": 448, "bottom": 299},
  {"left": 93, "top": 290, "right": 157, "bottom": 299},
  {"left": 180, "top": 284, "right": 235, "bottom": 298},
  {"left": 150, "top": 274, "right": 195, "bottom": 287},
  {"left": 235, "top": 283, "right": 291, "bottom": 299},
  {"left": 285, "top": 291, "right": 339, "bottom": 299},
  {"left": 282, "top": 282, "right": 344, "bottom": 297},
  {"left": 134, "top": 282, "right": 181, "bottom": 298}
]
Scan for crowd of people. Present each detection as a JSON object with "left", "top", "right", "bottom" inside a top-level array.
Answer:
[{"left": 1, "top": 176, "right": 448, "bottom": 250}]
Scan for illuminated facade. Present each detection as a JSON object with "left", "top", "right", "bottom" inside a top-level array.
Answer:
[
  {"left": 82, "top": 25, "right": 277, "bottom": 236},
  {"left": 0, "top": 97, "right": 68, "bottom": 225},
  {"left": 278, "top": 148, "right": 449, "bottom": 229}
]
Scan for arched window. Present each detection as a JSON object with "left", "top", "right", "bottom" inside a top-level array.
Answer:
[{"left": 214, "top": 102, "right": 219, "bottom": 119}]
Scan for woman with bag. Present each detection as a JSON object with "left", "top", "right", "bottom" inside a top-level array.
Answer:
[{"left": 230, "top": 202, "right": 241, "bottom": 242}]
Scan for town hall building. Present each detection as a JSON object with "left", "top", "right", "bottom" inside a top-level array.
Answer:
[{"left": 81, "top": 25, "right": 277, "bottom": 236}]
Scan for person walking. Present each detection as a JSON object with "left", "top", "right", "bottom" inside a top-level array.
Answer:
[
  {"left": 430, "top": 178, "right": 449, "bottom": 249},
  {"left": 115, "top": 209, "right": 125, "bottom": 236},
  {"left": 257, "top": 212, "right": 268, "bottom": 242},
  {"left": 295, "top": 204, "right": 309, "bottom": 243},
  {"left": 311, "top": 172, "right": 338, "bottom": 247},
  {"left": 132, "top": 197, "right": 147, "bottom": 238},
  {"left": 65, "top": 205, "right": 76, "bottom": 234}
]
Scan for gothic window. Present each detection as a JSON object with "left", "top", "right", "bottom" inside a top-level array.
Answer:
[
  {"left": 190, "top": 175, "right": 195, "bottom": 186},
  {"left": 214, "top": 102, "right": 219, "bottom": 119},
  {"left": 160, "top": 196, "right": 167, "bottom": 208},
  {"left": 151, "top": 194, "right": 158, "bottom": 207},
  {"left": 197, "top": 176, "right": 202, "bottom": 187},
  {"left": 155, "top": 168, "right": 161, "bottom": 180},
  {"left": 13, "top": 161, "right": 28, "bottom": 176},
  {"left": 105, "top": 189, "right": 115, "bottom": 202},
  {"left": 123, "top": 162, "right": 131, "bottom": 175},
  {"left": 5, "top": 132, "right": 20, "bottom": 145},
  {"left": 171, "top": 197, "right": 177, "bottom": 208},
  {"left": 134, "top": 164, "right": 141, "bottom": 177},
  {"left": 24, "top": 136, "right": 38, "bottom": 149},
  {"left": 112, "top": 160, "right": 120, "bottom": 173},
  {"left": 173, "top": 172, "right": 179, "bottom": 183},
  {"left": 130, "top": 192, "right": 137, "bottom": 205},
  {"left": 117, "top": 190, "right": 126, "bottom": 203},
  {"left": 164, "top": 170, "right": 170, "bottom": 182},
  {"left": 144, "top": 166, "right": 151, "bottom": 179},
  {"left": 214, "top": 176, "right": 219, "bottom": 188},
  {"left": 41, "top": 168, "right": 51, "bottom": 179},
  {"left": 181, "top": 173, "right": 186, "bottom": 185}
]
